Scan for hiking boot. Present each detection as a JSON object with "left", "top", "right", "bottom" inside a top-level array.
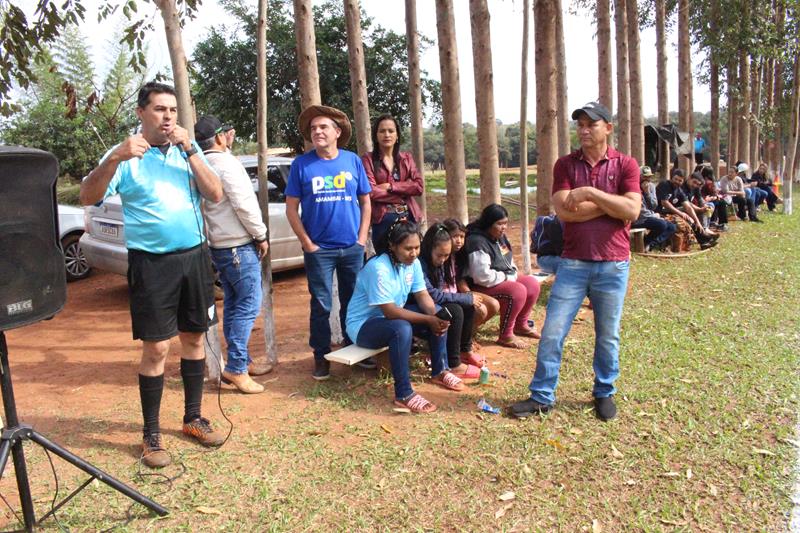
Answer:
[
  {"left": 141, "top": 433, "right": 171, "bottom": 468},
  {"left": 248, "top": 360, "right": 274, "bottom": 376},
  {"left": 699, "top": 240, "right": 718, "bottom": 250},
  {"left": 183, "top": 417, "right": 225, "bottom": 447},
  {"left": 221, "top": 370, "right": 264, "bottom": 394},
  {"left": 356, "top": 357, "right": 377, "bottom": 370},
  {"left": 594, "top": 396, "right": 617, "bottom": 421},
  {"left": 312, "top": 358, "right": 330, "bottom": 381},
  {"left": 508, "top": 398, "right": 552, "bottom": 419}
]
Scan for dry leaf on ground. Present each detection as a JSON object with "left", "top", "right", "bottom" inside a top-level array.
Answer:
[
  {"left": 752, "top": 447, "right": 776, "bottom": 456},
  {"left": 196, "top": 506, "right": 222, "bottom": 515},
  {"left": 495, "top": 502, "right": 514, "bottom": 519},
  {"left": 611, "top": 444, "right": 624, "bottom": 458},
  {"left": 592, "top": 519, "right": 602, "bottom": 532},
  {"left": 498, "top": 491, "right": 515, "bottom": 501},
  {"left": 380, "top": 424, "right": 393, "bottom": 434}
]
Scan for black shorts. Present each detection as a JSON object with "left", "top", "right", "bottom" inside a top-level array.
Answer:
[{"left": 127, "top": 244, "right": 218, "bottom": 341}]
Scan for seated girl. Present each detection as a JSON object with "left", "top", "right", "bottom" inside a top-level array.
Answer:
[
  {"left": 418, "top": 224, "right": 489, "bottom": 380},
  {"left": 345, "top": 220, "right": 464, "bottom": 414},
  {"left": 462, "top": 204, "right": 541, "bottom": 350},
  {"left": 442, "top": 218, "right": 499, "bottom": 356}
]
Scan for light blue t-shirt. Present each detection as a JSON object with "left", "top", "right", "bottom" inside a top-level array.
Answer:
[
  {"left": 285, "top": 149, "right": 371, "bottom": 249},
  {"left": 102, "top": 142, "right": 211, "bottom": 253},
  {"left": 345, "top": 254, "right": 426, "bottom": 341}
]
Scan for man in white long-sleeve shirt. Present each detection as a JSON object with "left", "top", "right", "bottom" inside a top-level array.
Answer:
[{"left": 196, "top": 115, "right": 270, "bottom": 394}]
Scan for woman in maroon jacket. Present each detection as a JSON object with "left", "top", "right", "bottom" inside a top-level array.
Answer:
[{"left": 362, "top": 114, "right": 424, "bottom": 253}]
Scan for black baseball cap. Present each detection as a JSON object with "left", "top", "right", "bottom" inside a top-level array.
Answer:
[
  {"left": 571, "top": 101, "right": 612, "bottom": 123},
  {"left": 194, "top": 115, "right": 233, "bottom": 142}
]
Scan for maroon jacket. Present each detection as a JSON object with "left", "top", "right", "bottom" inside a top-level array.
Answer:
[{"left": 361, "top": 151, "right": 424, "bottom": 225}]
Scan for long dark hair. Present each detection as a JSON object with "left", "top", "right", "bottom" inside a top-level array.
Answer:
[
  {"left": 377, "top": 218, "right": 421, "bottom": 268},
  {"left": 420, "top": 223, "right": 455, "bottom": 288},
  {"left": 474, "top": 203, "right": 509, "bottom": 232},
  {"left": 370, "top": 114, "right": 401, "bottom": 171},
  {"left": 442, "top": 218, "right": 468, "bottom": 275}
]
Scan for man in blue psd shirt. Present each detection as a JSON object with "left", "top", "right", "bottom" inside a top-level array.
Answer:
[
  {"left": 80, "top": 82, "right": 225, "bottom": 468},
  {"left": 285, "top": 105, "right": 372, "bottom": 381}
]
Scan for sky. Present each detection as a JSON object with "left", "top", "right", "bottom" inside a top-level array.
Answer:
[{"left": 72, "top": 0, "right": 711, "bottom": 125}]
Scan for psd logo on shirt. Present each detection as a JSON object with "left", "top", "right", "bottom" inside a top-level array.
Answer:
[{"left": 312, "top": 171, "right": 353, "bottom": 194}]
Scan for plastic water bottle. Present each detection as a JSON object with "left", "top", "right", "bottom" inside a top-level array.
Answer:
[{"left": 479, "top": 366, "right": 490, "bottom": 384}]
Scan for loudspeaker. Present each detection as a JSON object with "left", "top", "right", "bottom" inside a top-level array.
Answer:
[{"left": 0, "top": 146, "right": 66, "bottom": 330}]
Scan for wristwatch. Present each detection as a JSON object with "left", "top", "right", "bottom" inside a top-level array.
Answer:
[{"left": 182, "top": 145, "right": 198, "bottom": 159}]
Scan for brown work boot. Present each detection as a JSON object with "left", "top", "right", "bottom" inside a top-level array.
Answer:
[
  {"left": 247, "top": 360, "right": 274, "bottom": 376},
  {"left": 182, "top": 417, "right": 226, "bottom": 447},
  {"left": 221, "top": 370, "right": 265, "bottom": 394},
  {"left": 141, "top": 433, "right": 171, "bottom": 468}
]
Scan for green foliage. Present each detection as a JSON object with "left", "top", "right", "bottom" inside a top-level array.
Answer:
[{"left": 191, "top": 0, "right": 442, "bottom": 153}]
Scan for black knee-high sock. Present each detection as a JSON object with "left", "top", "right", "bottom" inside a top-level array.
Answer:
[
  {"left": 139, "top": 374, "right": 164, "bottom": 437},
  {"left": 181, "top": 358, "right": 205, "bottom": 423}
]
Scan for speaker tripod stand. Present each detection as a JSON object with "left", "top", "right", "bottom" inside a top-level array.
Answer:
[{"left": 0, "top": 332, "right": 168, "bottom": 531}]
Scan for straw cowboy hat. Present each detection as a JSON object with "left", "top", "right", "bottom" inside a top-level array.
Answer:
[{"left": 298, "top": 105, "right": 352, "bottom": 148}]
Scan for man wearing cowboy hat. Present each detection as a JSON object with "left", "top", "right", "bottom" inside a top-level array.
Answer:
[{"left": 285, "top": 105, "right": 372, "bottom": 380}]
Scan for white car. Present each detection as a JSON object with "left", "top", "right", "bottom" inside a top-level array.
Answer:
[
  {"left": 58, "top": 204, "right": 91, "bottom": 281},
  {"left": 79, "top": 155, "right": 304, "bottom": 275}
]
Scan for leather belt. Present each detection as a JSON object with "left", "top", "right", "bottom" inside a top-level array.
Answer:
[{"left": 390, "top": 204, "right": 408, "bottom": 214}]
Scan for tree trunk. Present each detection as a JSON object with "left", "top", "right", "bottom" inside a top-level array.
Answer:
[
  {"left": 534, "top": 0, "right": 557, "bottom": 219},
  {"left": 737, "top": 52, "right": 751, "bottom": 166},
  {"left": 677, "top": 0, "right": 692, "bottom": 175},
  {"left": 256, "top": 0, "right": 278, "bottom": 367},
  {"left": 293, "top": 0, "right": 322, "bottom": 153},
  {"left": 655, "top": 0, "right": 669, "bottom": 178},
  {"left": 596, "top": 0, "right": 613, "bottom": 115},
  {"left": 709, "top": 0, "right": 720, "bottom": 178},
  {"left": 626, "top": 0, "right": 644, "bottom": 163},
  {"left": 613, "top": 0, "right": 630, "bottom": 153},
  {"left": 727, "top": 63, "right": 739, "bottom": 167},
  {"left": 469, "top": 0, "right": 501, "bottom": 208},
  {"left": 435, "top": 0, "right": 468, "bottom": 223},
  {"left": 155, "top": 0, "right": 194, "bottom": 134},
  {"left": 405, "top": 0, "right": 426, "bottom": 228},
  {"left": 344, "top": 0, "right": 372, "bottom": 154},
  {"left": 519, "top": 0, "right": 532, "bottom": 274},
  {"left": 764, "top": 57, "right": 775, "bottom": 170},
  {"left": 772, "top": 2, "right": 785, "bottom": 169},
  {"left": 786, "top": 54, "right": 800, "bottom": 186},
  {"left": 750, "top": 59, "right": 762, "bottom": 167},
  {"left": 554, "top": 0, "right": 570, "bottom": 156}
]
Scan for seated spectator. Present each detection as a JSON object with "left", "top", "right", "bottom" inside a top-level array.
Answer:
[
  {"left": 463, "top": 204, "right": 541, "bottom": 349},
  {"left": 655, "top": 169, "right": 718, "bottom": 250},
  {"left": 736, "top": 162, "right": 768, "bottom": 210},
  {"left": 345, "top": 220, "right": 464, "bottom": 414},
  {"left": 530, "top": 213, "right": 564, "bottom": 274},
  {"left": 720, "top": 165, "right": 761, "bottom": 222},
  {"left": 700, "top": 166, "right": 728, "bottom": 231},
  {"left": 418, "top": 224, "right": 487, "bottom": 379},
  {"left": 682, "top": 171, "right": 717, "bottom": 232},
  {"left": 443, "top": 218, "right": 499, "bottom": 353},
  {"left": 631, "top": 165, "right": 676, "bottom": 252},
  {"left": 749, "top": 162, "right": 781, "bottom": 211}
]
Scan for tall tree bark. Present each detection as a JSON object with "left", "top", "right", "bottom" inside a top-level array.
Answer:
[
  {"left": 737, "top": 52, "right": 751, "bottom": 166},
  {"left": 435, "top": 0, "right": 468, "bottom": 222},
  {"left": 655, "top": 0, "right": 670, "bottom": 178},
  {"left": 787, "top": 54, "right": 800, "bottom": 186},
  {"left": 256, "top": 0, "right": 277, "bottom": 367},
  {"left": 293, "top": 0, "right": 322, "bottom": 124},
  {"left": 764, "top": 57, "right": 775, "bottom": 170},
  {"left": 469, "top": 0, "right": 501, "bottom": 207},
  {"left": 626, "top": 0, "right": 644, "bottom": 163},
  {"left": 750, "top": 59, "right": 762, "bottom": 166},
  {"left": 771, "top": 2, "right": 785, "bottom": 170},
  {"left": 596, "top": 0, "right": 613, "bottom": 114},
  {"left": 519, "top": 0, "right": 532, "bottom": 274},
  {"left": 709, "top": 0, "right": 720, "bottom": 178},
  {"left": 554, "top": 0, "right": 570, "bottom": 156},
  {"left": 534, "top": 0, "right": 557, "bottom": 219},
  {"left": 613, "top": 0, "right": 630, "bottom": 153},
  {"left": 677, "top": 0, "right": 692, "bottom": 175},
  {"left": 344, "top": 0, "right": 372, "bottom": 154},
  {"left": 155, "top": 0, "right": 194, "bottom": 134},
  {"left": 405, "top": 0, "right": 426, "bottom": 227},
  {"left": 727, "top": 63, "right": 739, "bottom": 167}
]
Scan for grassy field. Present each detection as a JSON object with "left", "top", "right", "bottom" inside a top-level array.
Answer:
[{"left": 10, "top": 194, "right": 800, "bottom": 531}]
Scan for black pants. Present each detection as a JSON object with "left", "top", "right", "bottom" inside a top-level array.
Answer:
[
  {"left": 757, "top": 184, "right": 779, "bottom": 210},
  {"left": 710, "top": 200, "right": 728, "bottom": 224},
  {"left": 732, "top": 196, "right": 757, "bottom": 221},
  {"left": 442, "top": 302, "right": 475, "bottom": 369}
]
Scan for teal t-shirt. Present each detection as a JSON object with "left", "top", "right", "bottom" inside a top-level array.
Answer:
[
  {"left": 345, "top": 254, "right": 426, "bottom": 341},
  {"left": 103, "top": 142, "right": 211, "bottom": 253}
]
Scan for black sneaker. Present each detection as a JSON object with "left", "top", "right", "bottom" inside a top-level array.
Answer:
[
  {"left": 356, "top": 357, "right": 377, "bottom": 370},
  {"left": 508, "top": 398, "right": 552, "bottom": 419},
  {"left": 700, "top": 240, "right": 718, "bottom": 250},
  {"left": 752, "top": 217, "right": 764, "bottom": 223},
  {"left": 312, "top": 359, "right": 330, "bottom": 381},
  {"left": 594, "top": 396, "right": 617, "bottom": 421}
]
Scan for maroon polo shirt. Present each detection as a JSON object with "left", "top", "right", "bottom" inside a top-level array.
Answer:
[{"left": 552, "top": 147, "right": 640, "bottom": 261}]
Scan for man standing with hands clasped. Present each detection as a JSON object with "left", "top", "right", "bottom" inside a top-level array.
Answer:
[
  {"left": 80, "top": 82, "right": 225, "bottom": 468},
  {"left": 285, "top": 105, "right": 371, "bottom": 381},
  {"left": 509, "top": 102, "right": 641, "bottom": 422}
]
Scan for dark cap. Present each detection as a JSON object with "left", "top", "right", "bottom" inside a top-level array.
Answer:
[
  {"left": 194, "top": 115, "right": 232, "bottom": 142},
  {"left": 571, "top": 101, "right": 612, "bottom": 123}
]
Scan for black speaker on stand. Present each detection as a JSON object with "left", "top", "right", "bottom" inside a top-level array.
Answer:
[{"left": 0, "top": 146, "right": 167, "bottom": 531}]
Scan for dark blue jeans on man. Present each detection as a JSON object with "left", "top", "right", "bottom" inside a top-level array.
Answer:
[
  {"left": 631, "top": 216, "right": 676, "bottom": 249},
  {"left": 210, "top": 243, "right": 262, "bottom": 375},
  {"left": 304, "top": 243, "right": 365, "bottom": 361}
]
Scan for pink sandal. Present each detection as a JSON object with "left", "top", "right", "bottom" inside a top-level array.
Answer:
[
  {"left": 461, "top": 352, "right": 486, "bottom": 368},
  {"left": 451, "top": 364, "right": 481, "bottom": 380},
  {"left": 394, "top": 393, "right": 437, "bottom": 414},
  {"left": 431, "top": 371, "right": 465, "bottom": 391}
]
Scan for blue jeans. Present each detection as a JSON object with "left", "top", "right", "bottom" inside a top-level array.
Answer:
[
  {"left": 749, "top": 187, "right": 767, "bottom": 207},
  {"left": 536, "top": 254, "right": 563, "bottom": 275},
  {"left": 210, "top": 243, "right": 263, "bottom": 374},
  {"left": 528, "top": 259, "right": 630, "bottom": 405},
  {"left": 356, "top": 314, "right": 448, "bottom": 400},
  {"left": 631, "top": 217, "right": 676, "bottom": 247},
  {"left": 304, "top": 243, "right": 365, "bottom": 360}
]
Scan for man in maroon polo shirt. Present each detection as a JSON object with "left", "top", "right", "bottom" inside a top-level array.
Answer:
[{"left": 509, "top": 101, "right": 641, "bottom": 421}]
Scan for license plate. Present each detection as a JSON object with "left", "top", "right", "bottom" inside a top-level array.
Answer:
[{"left": 99, "top": 222, "right": 119, "bottom": 238}]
